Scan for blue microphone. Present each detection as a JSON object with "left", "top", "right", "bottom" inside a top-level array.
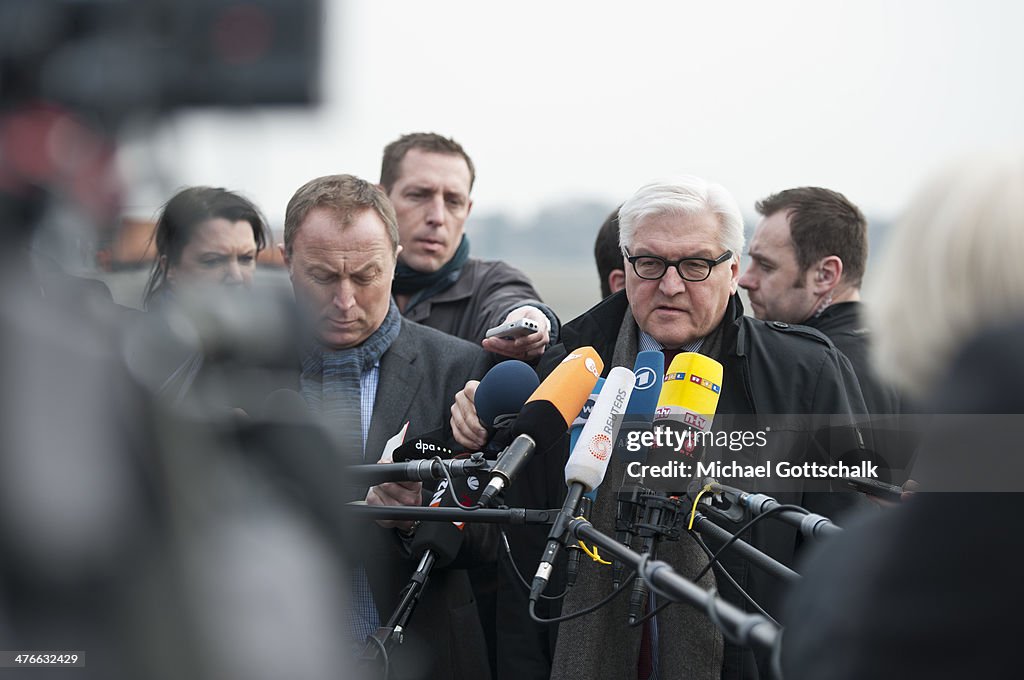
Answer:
[
  {"left": 612, "top": 350, "right": 664, "bottom": 587},
  {"left": 474, "top": 360, "right": 540, "bottom": 456},
  {"left": 618, "top": 350, "right": 664, "bottom": 461}
]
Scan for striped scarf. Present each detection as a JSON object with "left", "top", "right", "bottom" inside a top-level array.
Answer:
[{"left": 299, "top": 300, "right": 401, "bottom": 465}]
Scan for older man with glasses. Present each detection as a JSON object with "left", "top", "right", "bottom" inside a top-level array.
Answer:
[{"left": 451, "top": 175, "right": 872, "bottom": 680}]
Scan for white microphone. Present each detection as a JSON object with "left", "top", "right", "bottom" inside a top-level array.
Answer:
[{"left": 530, "top": 366, "right": 635, "bottom": 599}]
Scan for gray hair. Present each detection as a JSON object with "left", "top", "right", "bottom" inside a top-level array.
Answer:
[
  {"left": 867, "top": 151, "right": 1024, "bottom": 399},
  {"left": 618, "top": 175, "right": 745, "bottom": 258}
]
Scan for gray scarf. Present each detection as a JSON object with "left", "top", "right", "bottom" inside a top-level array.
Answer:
[{"left": 299, "top": 300, "right": 402, "bottom": 465}]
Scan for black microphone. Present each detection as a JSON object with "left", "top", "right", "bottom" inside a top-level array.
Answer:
[
  {"left": 347, "top": 456, "right": 489, "bottom": 487},
  {"left": 700, "top": 480, "right": 842, "bottom": 540},
  {"left": 409, "top": 478, "right": 468, "bottom": 568},
  {"left": 366, "top": 476, "right": 478, "bottom": 659},
  {"left": 478, "top": 347, "right": 604, "bottom": 507}
]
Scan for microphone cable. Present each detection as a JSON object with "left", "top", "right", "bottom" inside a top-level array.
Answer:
[
  {"left": 527, "top": 571, "right": 637, "bottom": 625},
  {"left": 623, "top": 527, "right": 778, "bottom": 629},
  {"left": 363, "top": 635, "right": 389, "bottom": 680},
  {"left": 433, "top": 454, "right": 485, "bottom": 511},
  {"left": 499, "top": 529, "right": 568, "bottom": 601}
]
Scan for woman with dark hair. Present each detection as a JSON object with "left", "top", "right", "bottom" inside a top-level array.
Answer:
[
  {"left": 132, "top": 186, "right": 270, "bottom": 405},
  {"left": 143, "top": 186, "right": 268, "bottom": 307}
]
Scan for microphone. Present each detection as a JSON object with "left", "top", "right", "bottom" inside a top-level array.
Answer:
[
  {"left": 478, "top": 347, "right": 604, "bottom": 507},
  {"left": 409, "top": 478, "right": 469, "bottom": 568},
  {"left": 649, "top": 351, "right": 724, "bottom": 473},
  {"left": 618, "top": 350, "right": 665, "bottom": 458},
  {"left": 373, "top": 473, "right": 484, "bottom": 654},
  {"left": 474, "top": 359, "right": 540, "bottom": 456},
  {"left": 391, "top": 437, "right": 455, "bottom": 463},
  {"left": 612, "top": 351, "right": 665, "bottom": 587},
  {"left": 347, "top": 456, "right": 489, "bottom": 486},
  {"left": 569, "top": 378, "right": 606, "bottom": 452},
  {"left": 566, "top": 378, "right": 605, "bottom": 587},
  {"left": 628, "top": 352, "right": 723, "bottom": 623},
  {"left": 475, "top": 360, "right": 540, "bottom": 429},
  {"left": 530, "top": 366, "right": 635, "bottom": 600},
  {"left": 699, "top": 480, "right": 842, "bottom": 539}
]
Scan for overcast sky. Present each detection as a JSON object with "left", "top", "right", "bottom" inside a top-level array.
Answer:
[{"left": 123, "top": 0, "right": 1024, "bottom": 226}]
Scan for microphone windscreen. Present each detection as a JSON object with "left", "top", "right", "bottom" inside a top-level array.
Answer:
[
  {"left": 625, "top": 350, "right": 665, "bottom": 417},
  {"left": 657, "top": 352, "right": 724, "bottom": 432},
  {"left": 564, "top": 366, "right": 635, "bottom": 490},
  {"left": 569, "top": 377, "right": 606, "bottom": 452},
  {"left": 475, "top": 360, "right": 540, "bottom": 427},
  {"left": 391, "top": 437, "right": 455, "bottom": 463},
  {"left": 410, "top": 479, "right": 466, "bottom": 567},
  {"left": 512, "top": 346, "right": 603, "bottom": 451},
  {"left": 524, "top": 347, "right": 603, "bottom": 424}
]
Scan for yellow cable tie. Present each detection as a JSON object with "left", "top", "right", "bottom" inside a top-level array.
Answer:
[
  {"left": 571, "top": 516, "right": 611, "bottom": 564},
  {"left": 577, "top": 540, "right": 611, "bottom": 564},
  {"left": 688, "top": 483, "right": 714, "bottom": 531}
]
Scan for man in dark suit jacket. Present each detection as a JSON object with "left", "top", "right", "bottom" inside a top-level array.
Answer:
[{"left": 281, "top": 173, "right": 492, "bottom": 680}]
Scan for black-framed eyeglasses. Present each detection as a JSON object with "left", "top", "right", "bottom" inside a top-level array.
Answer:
[{"left": 623, "top": 248, "right": 733, "bottom": 282}]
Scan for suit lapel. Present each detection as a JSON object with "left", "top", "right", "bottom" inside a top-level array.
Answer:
[{"left": 365, "top": 323, "right": 422, "bottom": 459}]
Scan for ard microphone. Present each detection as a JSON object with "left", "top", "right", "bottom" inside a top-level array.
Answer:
[
  {"left": 612, "top": 351, "right": 665, "bottom": 586},
  {"left": 628, "top": 352, "right": 724, "bottom": 623},
  {"left": 618, "top": 350, "right": 665, "bottom": 457},
  {"left": 478, "top": 347, "right": 603, "bottom": 507},
  {"left": 531, "top": 366, "right": 635, "bottom": 599}
]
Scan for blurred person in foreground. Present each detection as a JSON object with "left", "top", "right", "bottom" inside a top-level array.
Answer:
[
  {"left": 781, "top": 151, "right": 1024, "bottom": 680},
  {"left": 281, "top": 174, "right": 493, "bottom": 679},
  {"left": 739, "top": 187, "right": 900, "bottom": 415},
  {"left": 380, "top": 132, "right": 559, "bottom": 363},
  {"left": 451, "top": 176, "right": 871, "bottom": 680},
  {"left": 1, "top": 106, "right": 354, "bottom": 680}
]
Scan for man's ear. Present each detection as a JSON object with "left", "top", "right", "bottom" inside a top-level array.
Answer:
[
  {"left": 279, "top": 244, "right": 291, "bottom": 274},
  {"left": 465, "top": 197, "right": 474, "bottom": 219},
  {"left": 815, "top": 256, "right": 843, "bottom": 293},
  {"left": 608, "top": 269, "right": 626, "bottom": 295}
]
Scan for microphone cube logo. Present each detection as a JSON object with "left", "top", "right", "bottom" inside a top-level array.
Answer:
[
  {"left": 585, "top": 357, "right": 600, "bottom": 378},
  {"left": 582, "top": 398, "right": 595, "bottom": 417},
  {"left": 684, "top": 412, "right": 708, "bottom": 430},
  {"left": 634, "top": 367, "right": 657, "bottom": 390},
  {"left": 588, "top": 433, "right": 612, "bottom": 461}
]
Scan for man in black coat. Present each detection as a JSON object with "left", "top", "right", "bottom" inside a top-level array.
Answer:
[
  {"left": 451, "top": 176, "right": 872, "bottom": 680},
  {"left": 380, "top": 132, "right": 559, "bottom": 363},
  {"left": 739, "top": 186, "right": 900, "bottom": 416}
]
